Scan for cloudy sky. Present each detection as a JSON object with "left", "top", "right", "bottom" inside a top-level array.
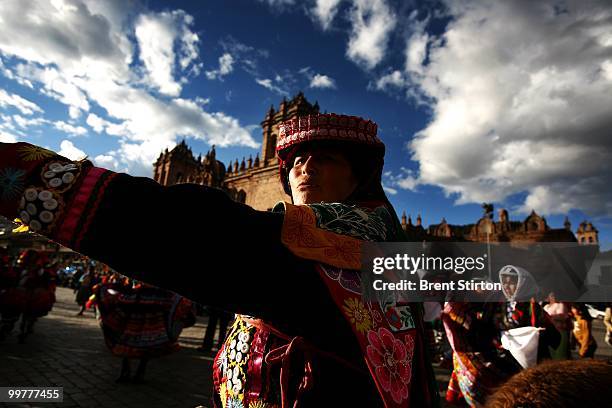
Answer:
[{"left": 0, "top": 0, "right": 611, "bottom": 248}]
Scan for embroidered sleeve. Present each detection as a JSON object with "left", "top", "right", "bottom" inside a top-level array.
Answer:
[
  {"left": 0, "top": 143, "right": 117, "bottom": 251},
  {"left": 279, "top": 202, "right": 363, "bottom": 269}
]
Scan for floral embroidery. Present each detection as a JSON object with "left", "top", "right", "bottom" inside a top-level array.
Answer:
[
  {"left": 404, "top": 334, "right": 415, "bottom": 360},
  {"left": 282, "top": 202, "right": 317, "bottom": 246},
  {"left": 366, "top": 328, "right": 412, "bottom": 404},
  {"left": 0, "top": 168, "right": 26, "bottom": 200},
  {"left": 280, "top": 203, "right": 362, "bottom": 270},
  {"left": 248, "top": 400, "right": 270, "bottom": 408},
  {"left": 368, "top": 304, "right": 383, "bottom": 325},
  {"left": 320, "top": 265, "right": 361, "bottom": 294},
  {"left": 343, "top": 297, "right": 372, "bottom": 334},
  {"left": 220, "top": 316, "right": 254, "bottom": 406},
  {"left": 383, "top": 304, "right": 416, "bottom": 332},
  {"left": 308, "top": 202, "right": 390, "bottom": 241},
  {"left": 17, "top": 144, "right": 56, "bottom": 161},
  {"left": 216, "top": 347, "right": 227, "bottom": 369},
  {"left": 323, "top": 233, "right": 361, "bottom": 266},
  {"left": 227, "top": 398, "right": 244, "bottom": 408},
  {"left": 220, "top": 382, "right": 228, "bottom": 408}
]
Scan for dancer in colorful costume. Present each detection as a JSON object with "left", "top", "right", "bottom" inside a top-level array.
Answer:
[
  {"left": 0, "top": 113, "right": 439, "bottom": 407},
  {"left": 88, "top": 276, "right": 196, "bottom": 382},
  {"left": 442, "top": 302, "right": 520, "bottom": 407},
  {"left": 0, "top": 249, "right": 57, "bottom": 343}
]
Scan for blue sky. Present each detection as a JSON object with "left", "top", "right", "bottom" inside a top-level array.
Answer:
[{"left": 0, "top": 0, "right": 611, "bottom": 249}]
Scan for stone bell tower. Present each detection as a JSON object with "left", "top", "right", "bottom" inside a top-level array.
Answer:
[{"left": 260, "top": 91, "right": 319, "bottom": 166}]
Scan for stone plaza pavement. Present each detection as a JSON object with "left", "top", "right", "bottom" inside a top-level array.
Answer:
[
  {"left": 1, "top": 287, "right": 215, "bottom": 408},
  {"left": 1, "top": 287, "right": 610, "bottom": 407}
]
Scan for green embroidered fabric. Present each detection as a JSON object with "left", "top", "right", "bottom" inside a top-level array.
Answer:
[{"left": 273, "top": 201, "right": 392, "bottom": 242}]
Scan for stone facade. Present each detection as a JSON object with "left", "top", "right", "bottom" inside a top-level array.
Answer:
[
  {"left": 153, "top": 92, "right": 319, "bottom": 210},
  {"left": 401, "top": 204, "right": 598, "bottom": 245}
]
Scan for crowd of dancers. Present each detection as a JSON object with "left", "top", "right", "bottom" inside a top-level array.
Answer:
[
  {"left": 0, "top": 247, "right": 197, "bottom": 383},
  {"left": 1, "top": 246, "right": 611, "bottom": 405},
  {"left": 424, "top": 295, "right": 611, "bottom": 406}
]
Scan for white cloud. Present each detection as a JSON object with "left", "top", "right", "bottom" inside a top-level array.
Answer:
[
  {"left": 0, "top": 89, "right": 42, "bottom": 115},
  {"left": 205, "top": 53, "right": 234, "bottom": 80},
  {"left": 11, "top": 115, "right": 48, "bottom": 129},
  {"left": 256, "top": 78, "right": 289, "bottom": 96},
  {"left": 311, "top": 0, "right": 343, "bottom": 30},
  {"left": 257, "top": 0, "right": 296, "bottom": 8},
  {"left": 373, "top": 70, "right": 406, "bottom": 91},
  {"left": 0, "top": 130, "right": 18, "bottom": 142},
  {"left": 404, "top": 0, "right": 612, "bottom": 217},
  {"left": 135, "top": 10, "right": 199, "bottom": 96},
  {"left": 86, "top": 113, "right": 108, "bottom": 133},
  {"left": 57, "top": 139, "right": 87, "bottom": 160},
  {"left": 346, "top": 0, "right": 396, "bottom": 69},
  {"left": 382, "top": 184, "right": 397, "bottom": 195},
  {"left": 310, "top": 73, "right": 336, "bottom": 89},
  {"left": 0, "top": 0, "right": 258, "bottom": 177},
  {"left": 405, "top": 32, "right": 428, "bottom": 75},
  {"left": 93, "top": 153, "right": 119, "bottom": 170},
  {"left": 12, "top": 64, "right": 91, "bottom": 114},
  {"left": 68, "top": 106, "right": 81, "bottom": 119},
  {"left": 54, "top": 120, "right": 87, "bottom": 136},
  {"left": 383, "top": 167, "right": 419, "bottom": 193}
]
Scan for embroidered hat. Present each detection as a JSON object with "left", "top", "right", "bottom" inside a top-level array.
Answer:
[{"left": 276, "top": 113, "right": 385, "bottom": 195}]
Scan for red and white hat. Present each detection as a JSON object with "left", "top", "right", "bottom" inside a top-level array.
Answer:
[{"left": 276, "top": 113, "right": 385, "bottom": 194}]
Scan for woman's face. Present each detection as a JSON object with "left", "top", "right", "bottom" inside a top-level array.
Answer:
[
  {"left": 288, "top": 146, "right": 358, "bottom": 205},
  {"left": 502, "top": 274, "right": 518, "bottom": 298}
]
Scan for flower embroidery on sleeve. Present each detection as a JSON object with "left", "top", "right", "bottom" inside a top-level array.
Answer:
[
  {"left": 343, "top": 297, "right": 372, "bottom": 334},
  {"left": 0, "top": 168, "right": 26, "bottom": 200},
  {"left": 17, "top": 144, "right": 56, "bottom": 161},
  {"left": 366, "top": 327, "right": 412, "bottom": 403}
]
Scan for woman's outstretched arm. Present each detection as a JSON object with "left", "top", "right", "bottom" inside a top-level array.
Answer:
[{"left": 0, "top": 142, "right": 309, "bottom": 321}]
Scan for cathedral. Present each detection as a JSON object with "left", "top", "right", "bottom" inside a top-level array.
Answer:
[
  {"left": 401, "top": 206, "right": 598, "bottom": 245},
  {"left": 153, "top": 93, "right": 598, "bottom": 245},
  {"left": 153, "top": 92, "right": 318, "bottom": 210}
]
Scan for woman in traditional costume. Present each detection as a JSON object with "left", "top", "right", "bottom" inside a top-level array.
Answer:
[
  {"left": 498, "top": 265, "right": 560, "bottom": 362},
  {"left": 570, "top": 303, "right": 597, "bottom": 358},
  {"left": 90, "top": 278, "right": 196, "bottom": 383},
  {"left": 18, "top": 250, "right": 57, "bottom": 342},
  {"left": 442, "top": 301, "right": 520, "bottom": 407},
  {"left": 0, "top": 113, "right": 439, "bottom": 407},
  {"left": 543, "top": 293, "right": 571, "bottom": 360},
  {"left": 75, "top": 268, "right": 93, "bottom": 316}
]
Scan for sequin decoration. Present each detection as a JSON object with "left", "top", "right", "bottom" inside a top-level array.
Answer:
[
  {"left": 40, "top": 161, "right": 81, "bottom": 193},
  {"left": 220, "top": 317, "right": 255, "bottom": 406},
  {"left": 18, "top": 187, "right": 64, "bottom": 234}
]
